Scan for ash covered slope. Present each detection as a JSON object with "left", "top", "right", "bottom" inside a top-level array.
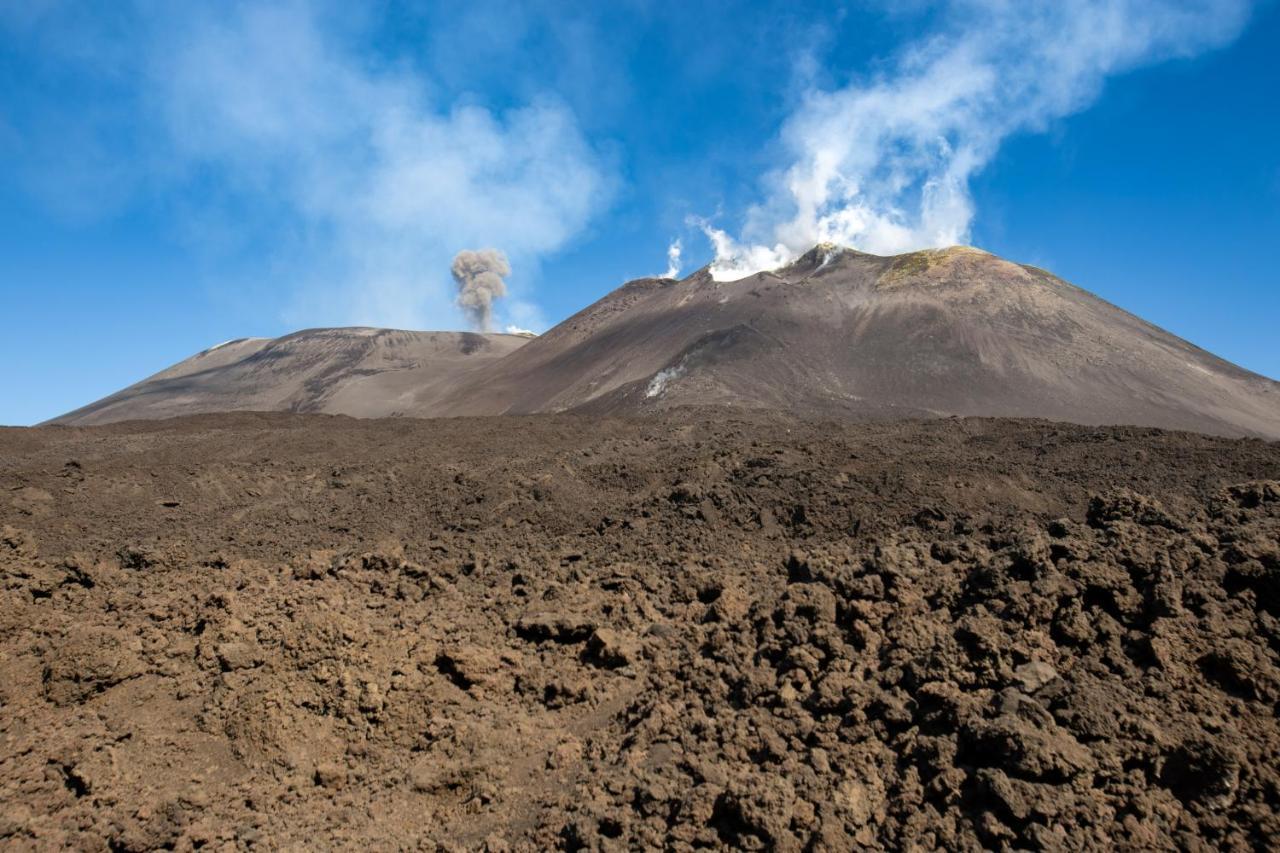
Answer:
[
  {"left": 52, "top": 328, "right": 531, "bottom": 425},
  {"left": 447, "top": 246, "right": 1280, "bottom": 438}
]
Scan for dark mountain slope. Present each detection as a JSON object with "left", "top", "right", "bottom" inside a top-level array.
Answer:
[{"left": 443, "top": 245, "right": 1279, "bottom": 437}]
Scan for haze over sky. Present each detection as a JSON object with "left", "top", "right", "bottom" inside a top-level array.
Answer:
[{"left": 2, "top": 0, "right": 1278, "bottom": 426}]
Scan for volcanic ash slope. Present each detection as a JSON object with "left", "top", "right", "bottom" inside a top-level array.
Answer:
[
  {"left": 52, "top": 329, "right": 532, "bottom": 425},
  {"left": 50, "top": 246, "right": 1280, "bottom": 437},
  {"left": 445, "top": 245, "right": 1280, "bottom": 438}
]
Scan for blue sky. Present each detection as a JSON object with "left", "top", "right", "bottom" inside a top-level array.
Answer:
[{"left": 1, "top": 0, "right": 1277, "bottom": 425}]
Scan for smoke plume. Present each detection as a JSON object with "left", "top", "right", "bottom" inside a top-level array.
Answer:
[
  {"left": 662, "top": 239, "right": 682, "bottom": 279},
  {"left": 451, "top": 249, "right": 511, "bottom": 331},
  {"left": 703, "top": 0, "right": 1252, "bottom": 281}
]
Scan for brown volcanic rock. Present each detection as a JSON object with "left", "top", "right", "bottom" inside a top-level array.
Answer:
[
  {"left": 2, "top": 411, "right": 1280, "bottom": 848},
  {"left": 51, "top": 327, "right": 531, "bottom": 425},
  {"left": 446, "top": 245, "right": 1280, "bottom": 437}
]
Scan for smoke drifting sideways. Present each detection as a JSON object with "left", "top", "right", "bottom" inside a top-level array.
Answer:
[
  {"left": 700, "top": 0, "right": 1252, "bottom": 282},
  {"left": 451, "top": 249, "right": 511, "bottom": 332}
]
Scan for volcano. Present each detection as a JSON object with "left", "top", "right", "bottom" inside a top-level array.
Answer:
[
  {"left": 51, "top": 246, "right": 1279, "bottom": 437},
  {"left": 442, "top": 245, "right": 1279, "bottom": 437},
  {"left": 52, "top": 328, "right": 531, "bottom": 426}
]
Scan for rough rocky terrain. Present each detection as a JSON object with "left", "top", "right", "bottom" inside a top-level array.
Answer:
[
  {"left": 2, "top": 411, "right": 1279, "bottom": 850},
  {"left": 51, "top": 246, "right": 1280, "bottom": 439}
]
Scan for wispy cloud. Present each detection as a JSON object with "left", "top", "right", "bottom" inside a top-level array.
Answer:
[
  {"left": 5, "top": 1, "right": 613, "bottom": 330},
  {"left": 158, "top": 2, "right": 612, "bottom": 329},
  {"left": 702, "top": 0, "right": 1253, "bottom": 280}
]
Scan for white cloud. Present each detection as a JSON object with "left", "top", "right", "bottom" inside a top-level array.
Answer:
[
  {"left": 704, "top": 0, "right": 1253, "bottom": 280},
  {"left": 150, "top": 2, "right": 611, "bottom": 329}
]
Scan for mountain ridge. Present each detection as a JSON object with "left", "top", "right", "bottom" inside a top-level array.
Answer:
[
  {"left": 50, "top": 328, "right": 532, "bottom": 426},
  {"left": 48, "top": 246, "right": 1280, "bottom": 438},
  {"left": 436, "top": 245, "right": 1279, "bottom": 437}
]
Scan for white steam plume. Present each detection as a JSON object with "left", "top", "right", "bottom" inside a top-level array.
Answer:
[
  {"left": 662, "top": 238, "right": 683, "bottom": 279},
  {"left": 703, "top": 0, "right": 1252, "bottom": 281}
]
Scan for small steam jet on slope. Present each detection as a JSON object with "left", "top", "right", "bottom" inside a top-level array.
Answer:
[{"left": 52, "top": 245, "right": 1280, "bottom": 438}]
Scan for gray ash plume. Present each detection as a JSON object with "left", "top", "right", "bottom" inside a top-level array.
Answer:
[{"left": 451, "top": 249, "right": 510, "bottom": 332}]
